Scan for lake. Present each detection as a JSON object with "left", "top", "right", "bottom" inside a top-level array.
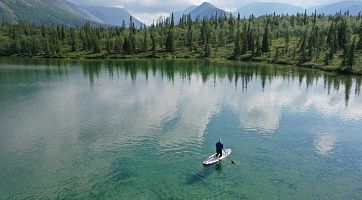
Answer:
[{"left": 0, "top": 58, "right": 362, "bottom": 199}]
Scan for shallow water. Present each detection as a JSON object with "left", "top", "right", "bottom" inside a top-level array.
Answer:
[{"left": 0, "top": 58, "right": 362, "bottom": 199}]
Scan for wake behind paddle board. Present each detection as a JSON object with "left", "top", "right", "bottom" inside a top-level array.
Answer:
[{"left": 203, "top": 148, "right": 232, "bottom": 165}]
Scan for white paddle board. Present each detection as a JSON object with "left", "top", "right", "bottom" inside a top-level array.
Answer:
[{"left": 203, "top": 148, "right": 232, "bottom": 165}]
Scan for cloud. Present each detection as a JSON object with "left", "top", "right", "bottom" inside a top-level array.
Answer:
[
  {"left": 68, "top": 0, "right": 360, "bottom": 12},
  {"left": 131, "top": 12, "right": 169, "bottom": 25},
  {"left": 223, "top": 75, "right": 362, "bottom": 133},
  {"left": 67, "top": 0, "right": 362, "bottom": 24},
  {"left": 69, "top": 0, "right": 197, "bottom": 12},
  {"left": 225, "top": 77, "right": 303, "bottom": 133},
  {"left": 68, "top": 0, "right": 197, "bottom": 24}
]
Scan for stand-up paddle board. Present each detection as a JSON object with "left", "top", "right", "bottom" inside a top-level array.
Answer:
[{"left": 203, "top": 149, "right": 232, "bottom": 165}]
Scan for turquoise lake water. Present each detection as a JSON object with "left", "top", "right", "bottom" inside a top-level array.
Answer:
[{"left": 0, "top": 58, "right": 362, "bottom": 199}]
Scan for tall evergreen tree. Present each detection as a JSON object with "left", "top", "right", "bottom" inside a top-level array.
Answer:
[
  {"left": 170, "top": 13, "right": 175, "bottom": 28},
  {"left": 70, "top": 29, "right": 79, "bottom": 52},
  {"left": 357, "top": 29, "right": 362, "bottom": 50},
  {"left": 92, "top": 34, "right": 101, "bottom": 53},
  {"left": 204, "top": 38, "right": 211, "bottom": 58},
  {"left": 123, "top": 35, "right": 133, "bottom": 54},
  {"left": 200, "top": 19, "right": 207, "bottom": 45},
  {"left": 233, "top": 28, "right": 241, "bottom": 57},
  {"left": 299, "top": 31, "right": 307, "bottom": 65},
  {"left": 187, "top": 23, "right": 193, "bottom": 50},
  {"left": 255, "top": 36, "right": 261, "bottom": 57},
  {"left": 129, "top": 16, "right": 134, "bottom": 30},
  {"left": 106, "top": 36, "right": 112, "bottom": 54},
  {"left": 121, "top": 20, "right": 126, "bottom": 32},
  {"left": 261, "top": 20, "right": 270, "bottom": 52},
  {"left": 151, "top": 23, "right": 157, "bottom": 57},
  {"left": 143, "top": 24, "right": 148, "bottom": 53},
  {"left": 337, "top": 19, "right": 350, "bottom": 49},
  {"left": 340, "top": 36, "right": 357, "bottom": 73},
  {"left": 204, "top": 23, "right": 212, "bottom": 58},
  {"left": 165, "top": 29, "right": 174, "bottom": 52}
]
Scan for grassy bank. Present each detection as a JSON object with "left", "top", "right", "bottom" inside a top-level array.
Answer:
[{"left": 7, "top": 46, "right": 362, "bottom": 76}]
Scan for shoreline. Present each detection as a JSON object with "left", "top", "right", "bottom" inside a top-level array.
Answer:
[{"left": 3, "top": 54, "right": 362, "bottom": 76}]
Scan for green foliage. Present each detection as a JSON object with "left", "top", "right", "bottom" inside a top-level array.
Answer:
[
  {"left": 143, "top": 25, "right": 148, "bottom": 54},
  {"left": 261, "top": 19, "right": 270, "bottom": 53},
  {"left": 165, "top": 29, "right": 174, "bottom": 52},
  {"left": 357, "top": 28, "right": 362, "bottom": 50},
  {"left": 0, "top": 12, "right": 361, "bottom": 73},
  {"left": 340, "top": 35, "right": 357, "bottom": 73},
  {"left": 233, "top": 28, "right": 241, "bottom": 57}
]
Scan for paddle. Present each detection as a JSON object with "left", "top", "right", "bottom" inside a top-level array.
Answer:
[{"left": 223, "top": 149, "right": 235, "bottom": 164}]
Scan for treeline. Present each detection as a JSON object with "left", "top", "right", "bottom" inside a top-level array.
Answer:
[
  {"left": 3, "top": 58, "right": 359, "bottom": 106},
  {"left": 0, "top": 12, "right": 362, "bottom": 73}
]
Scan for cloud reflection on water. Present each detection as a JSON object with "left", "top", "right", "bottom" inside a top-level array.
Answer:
[
  {"left": 75, "top": 59, "right": 362, "bottom": 136},
  {"left": 2, "top": 58, "right": 362, "bottom": 138},
  {"left": 2, "top": 59, "right": 362, "bottom": 199}
]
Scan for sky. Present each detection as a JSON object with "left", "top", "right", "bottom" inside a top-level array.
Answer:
[{"left": 68, "top": 0, "right": 360, "bottom": 24}]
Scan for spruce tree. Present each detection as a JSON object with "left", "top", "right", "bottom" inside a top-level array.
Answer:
[
  {"left": 151, "top": 24, "right": 157, "bottom": 57},
  {"left": 129, "top": 16, "right": 134, "bottom": 30},
  {"left": 123, "top": 35, "right": 133, "bottom": 54},
  {"left": 326, "top": 21, "right": 336, "bottom": 52},
  {"left": 44, "top": 38, "right": 50, "bottom": 56},
  {"left": 204, "top": 31, "right": 211, "bottom": 58},
  {"left": 121, "top": 20, "right": 126, "bottom": 32},
  {"left": 165, "top": 29, "right": 174, "bottom": 52},
  {"left": 357, "top": 30, "right": 362, "bottom": 50},
  {"left": 70, "top": 29, "right": 79, "bottom": 52},
  {"left": 255, "top": 36, "right": 261, "bottom": 57},
  {"left": 337, "top": 19, "right": 350, "bottom": 49},
  {"left": 130, "top": 31, "right": 135, "bottom": 54},
  {"left": 143, "top": 25, "right": 148, "bottom": 54},
  {"left": 170, "top": 13, "right": 175, "bottom": 28},
  {"left": 261, "top": 20, "right": 270, "bottom": 52},
  {"left": 340, "top": 36, "right": 357, "bottom": 73},
  {"left": 187, "top": 24, "right": 193, "bottom": 50},
  {"left": 201, "top": 19, "right": 207, "bottom": 45},
  {"left": 106, "top": 36, "right": 112, "bottom": 54},
  {"left": 298, "top": 31, "right": 307, "bottom": 65},
  {"left": 241, "top": 25, "right": 248, "bottom": 55},
  {"left": 233, "top": 28, "right": 241, "bottom": 57},
  {"left": 115, "top": 36, "right": 123, "bottom": 53},
  {"left": 93, "top": 34, "right": 101, "bottom": 53}
]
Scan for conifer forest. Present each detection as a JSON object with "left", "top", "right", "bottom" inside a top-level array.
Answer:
[{"left": 1, "top": 11, "right": 362, "bottom": 74}]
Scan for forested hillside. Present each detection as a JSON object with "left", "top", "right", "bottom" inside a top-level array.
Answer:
[
  {"left": 0, "top": 0, "right": 143, "bottom": 27},
  {"left": 80, "top": 6, "right": 143, "bottom": 27},
  {"left": 0, "top": 0, "right": 102, "bottom": 27},
  {"left": 0, "top": 12, "right": 361, "bottom": 74}
]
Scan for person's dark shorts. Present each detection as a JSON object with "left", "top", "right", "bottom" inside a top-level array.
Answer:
[{"left": 216, "top": 149, "right": 222, "bottom": 157}]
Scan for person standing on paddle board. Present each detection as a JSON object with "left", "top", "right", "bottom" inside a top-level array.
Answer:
[{"left": 215, "top": 139, "right": 224, "bottom": 158}]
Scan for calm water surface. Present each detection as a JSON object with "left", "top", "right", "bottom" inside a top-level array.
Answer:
[{"left": 0, "top": 58, "right": 362, "bottom": 199}]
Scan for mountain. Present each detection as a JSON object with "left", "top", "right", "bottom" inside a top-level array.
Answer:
[
  {"left": 189, "top": 2, "right": 230, "bottom": 19},
  {"left": 311, "top": 1, "right": 362, "bottom": 15},
  {"left": 0, "top": 0, "right": 103, "bottom": 26},
  {"left": 235, "top": 2, "right": 304, "bottom": 17},
  {"left": 81, "top": 6, "right": 143, "bottom": 27},
  {"left": 171, "top": 5, "right": 197, "bottom": 21},
  {"left": 170, "top": 2, "right": 230, "bottom": 21},
  {"left": 0, "top": 0, "right": 144, "bottom": 27}
]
